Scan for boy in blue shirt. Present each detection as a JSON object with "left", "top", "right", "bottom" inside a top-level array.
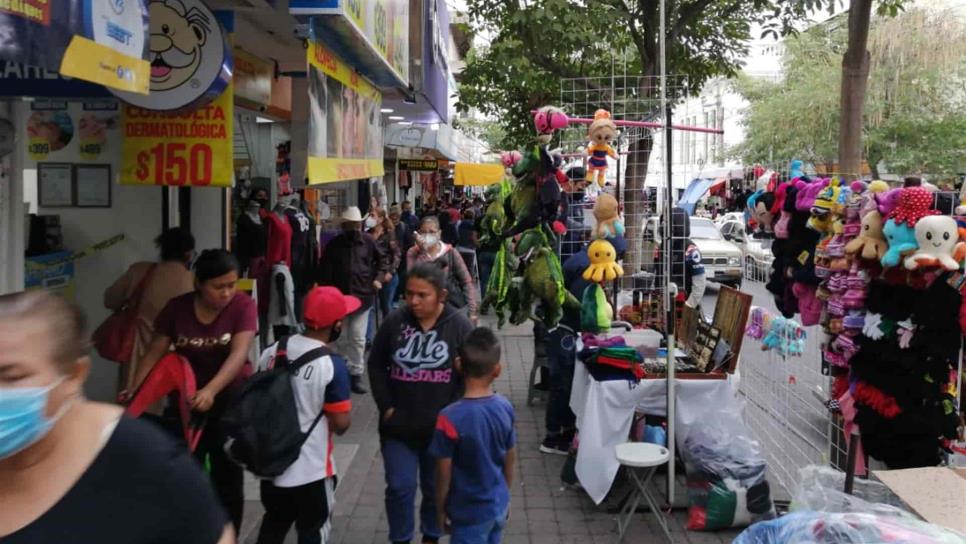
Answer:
[{"left": 429, "top": 327, "right": 516, "bottom": 544}]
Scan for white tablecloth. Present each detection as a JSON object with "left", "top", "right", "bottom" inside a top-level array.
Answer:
[{"left": 570, "top": 362, "right": 738, "bottom": 504}]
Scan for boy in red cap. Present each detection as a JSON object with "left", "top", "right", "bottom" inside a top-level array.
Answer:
[{"left": 254, "top": 286, "right": 360, "bottom": 544}]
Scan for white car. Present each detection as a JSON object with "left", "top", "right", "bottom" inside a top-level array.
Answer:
[
  {"left": 641, "top": 216, "right": 744, "bottom": 288},
  {"left": 719, "top": 219, "right": 775, "bottom": 282},
  {"left": 714, "top": 212, "right": 745, "bottom": 228}
]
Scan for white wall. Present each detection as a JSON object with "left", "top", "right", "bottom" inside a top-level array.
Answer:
[{"left": 21, "top": 101, "right": 163, "bottom": 401}]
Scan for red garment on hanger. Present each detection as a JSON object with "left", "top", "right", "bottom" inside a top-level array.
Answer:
[{"left": 262, "top": 210, "right": 293, "bottom": 267}]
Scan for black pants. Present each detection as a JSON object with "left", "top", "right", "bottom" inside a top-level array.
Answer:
[
  {"left": 194, "top": 414, "right": 244, "bottom": 532},
  {"left": 546, "top": 326, "right": 577, "bottom": 435},
  {"left": 257, "top": 478, "right": 336, "bottom": 544}
]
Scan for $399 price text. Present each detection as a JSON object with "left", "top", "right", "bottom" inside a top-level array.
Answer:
[{"left": 135, "top": 143, "right": 213, "bottom": 186}]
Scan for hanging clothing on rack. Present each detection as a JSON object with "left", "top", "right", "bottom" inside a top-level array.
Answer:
[
  {"left": 236, "top": 204, "right": 267, "bottom": 274},
  {"left": 269, "top": 263, "right": 298, "bottom": 339},
  {"left": 262, "top": 209, "right": 293, "bottom": 268},
  {"left": 285, "top": 204, "right": 318, "bottom": 298}
]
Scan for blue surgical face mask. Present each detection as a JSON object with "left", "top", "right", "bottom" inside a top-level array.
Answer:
[{"left": 0, "top": 377, "right": 72, "bottom": 460}]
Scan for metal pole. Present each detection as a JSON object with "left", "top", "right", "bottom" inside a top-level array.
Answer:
[{"left": 659, "top": 0, "right": 676, "bottom": 506}]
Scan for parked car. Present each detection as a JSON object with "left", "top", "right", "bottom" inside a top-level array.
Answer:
[
  {"left": 714, "top": 211, "right": 745, "bottom": 228},
  {"left": 640, "top": 215, "right": 744, "bottom": 288},
  {"left": 719, "top": 219, "right": 775, "bottom": 282}
]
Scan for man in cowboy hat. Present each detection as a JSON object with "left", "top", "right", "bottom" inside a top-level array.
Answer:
[{"left": 318, "top": 206, "right": 391, "bottom": 394}]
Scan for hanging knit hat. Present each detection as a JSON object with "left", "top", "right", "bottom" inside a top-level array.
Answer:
[{"left": 889, "top": 187, "right": 939, "bottom": 227}]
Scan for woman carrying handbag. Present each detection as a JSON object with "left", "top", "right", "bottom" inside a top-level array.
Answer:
[{"left": 99, "top": 228, "right": 195, "bottom": 393}]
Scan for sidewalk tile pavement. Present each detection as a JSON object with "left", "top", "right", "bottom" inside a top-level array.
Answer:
[{"left": 240, "top": 320, "right": 740, "bottom": 544}]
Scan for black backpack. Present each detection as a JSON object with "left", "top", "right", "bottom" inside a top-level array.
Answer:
[{"left": 223, "top": 337, "right": 330, "bottom": 478}]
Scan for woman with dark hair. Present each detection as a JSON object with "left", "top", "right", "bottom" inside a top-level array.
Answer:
[
  {"left": 0, "top": 291, "right": 234, "bottom": 543},
  {"left": 123, "top": 249, "right": 257, "bottom": 532},
  {"left": 368, "top": 263, "right": 473, "bottom": 544},
  {"left": 407, "top": 216, "right": 478, "bottom": 323},
  {"left": 104, "top": 227, "right": 196, "bottom": 392}
]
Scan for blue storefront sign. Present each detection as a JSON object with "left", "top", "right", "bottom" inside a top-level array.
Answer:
[{"left": 0, "top": 61, "right": 111, "bottom": 98}]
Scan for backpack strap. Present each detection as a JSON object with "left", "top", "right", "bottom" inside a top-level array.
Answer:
[
  {"left": 280, "top": 343, "right": 337, "bottom": 442},
  {"left": 274, "top": 336, "right": 291, "bottom": 368}
]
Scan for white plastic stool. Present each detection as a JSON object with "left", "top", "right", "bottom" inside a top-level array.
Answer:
[{"left": 614, "top": 442, "right": 672, "bottom": 543}]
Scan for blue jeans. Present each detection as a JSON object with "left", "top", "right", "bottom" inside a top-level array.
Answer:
[
  {"left": 451, "top": 514, "right": 507, "bottom": 544},
  {"left": 478, "top": 251, "right": 496, "bottom": 295},
  {"left": 380, "top": 274, "right": 400, "bottom": 316},
  {"left": 546, "top": 325, "right": 577, "bottom": 435},
  {"left": 382, "top": 439, "right": 440, "bottom": 542}
]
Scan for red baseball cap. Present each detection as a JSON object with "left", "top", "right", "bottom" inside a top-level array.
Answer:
[{"left": 303, "top": 286, "right": 362, "bottom": 329}]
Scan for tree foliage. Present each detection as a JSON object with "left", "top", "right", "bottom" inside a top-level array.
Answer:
[
  {"left": 457, "top": 0, "right": 824, "bottom": 151},
  {"left": 733, "top": 7, "right": 966, "bottom": 178}
]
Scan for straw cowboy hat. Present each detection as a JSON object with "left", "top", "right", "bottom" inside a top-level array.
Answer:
[{"left": 340, "top": 206, "right": 364, "bottom": 223}]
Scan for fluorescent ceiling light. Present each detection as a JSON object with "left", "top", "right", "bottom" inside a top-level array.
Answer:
[
  {"left": 388, "top": 115, "right": 405, "bottom": 120},
  {"left": 398, "top": 121, "right": 413, "bottom": 126},
  {"left": 430, "top": 123, "right": 439, "bottom": 131},
  {"left": 256, "top": 116, "right": 274, "bottom": 123},
  {"left": 381, "top": 108, "right": 394, "bottom": 113}
]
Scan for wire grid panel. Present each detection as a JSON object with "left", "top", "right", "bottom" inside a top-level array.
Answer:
[
  {"left": 736, "top": 295, "right": 848, "bottom": 501},
  {"left": 555, "top": 76, "right": 713, "bottom": 332}
]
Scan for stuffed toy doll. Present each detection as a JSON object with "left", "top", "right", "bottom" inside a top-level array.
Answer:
[
  {"left": 789, "top": 159, "right": 805, "bottom": 180},
  {"left": 500, "top": 150, "right": 522, "bottom": 178},
  {"left": 904, "top": 215, "right": 963, "bottom": 271},
  {"left": 875, "top": 188, "right": 903, "bottom": 218},
  {"left": 593, "top": 193, "right": 625, "bottom": 239},
  {"left": 752, "top": 192, "right": 777, "bottom": 233},
  {"left": 585, "top": 109, "right": 619, "bottom": 187},
  {"left": 881, "top": 219, "right": 919, "bottom": 268},
  {"left": 582, "top": 239, "right": 624, "bottom": 282},
  {"left": 533, "top": 106, "right": 569, "bottom": 145},
  {"left": 845, "top": 211, "right": 888, "bottom": 261}
]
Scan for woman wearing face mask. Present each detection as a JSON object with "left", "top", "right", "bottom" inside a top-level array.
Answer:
[
  {"left": 103, "top": 227, "right": 196, "bottom": 395},
  {"left": 122, "top": 249, "right": 257, "bottom": 532},
  {"left": 368, "top": 263, "right": 473, "bottom": 544},
  {"left": 0, "top": 291, "right": 234, "bottom": 543},
  {"left": 407, "top": 216, "right": 478, "bottom": 324}
]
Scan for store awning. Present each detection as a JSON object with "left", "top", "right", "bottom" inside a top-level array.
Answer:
[
  {"left": 678, "top": 178, "right": 716, "bottom": 215},
  {"left": 454, "top": 163, "right": 504, "bottom": 186}
]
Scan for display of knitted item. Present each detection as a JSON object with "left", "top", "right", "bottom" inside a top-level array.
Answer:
[{"left": 578, "top": 345, "right": 644, "bottom": 381}]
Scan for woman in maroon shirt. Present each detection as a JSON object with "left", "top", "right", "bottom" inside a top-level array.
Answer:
[{"left": 124, "top": 249, "right": 257, "bottom": 532}]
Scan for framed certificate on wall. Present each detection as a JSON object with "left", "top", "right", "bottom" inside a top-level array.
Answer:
[
  {"left": 75, "top": 164, "right": 112, "bottom": 207},
  {"left": 38, "top": 163, "right": 74, "bottom": 207}
]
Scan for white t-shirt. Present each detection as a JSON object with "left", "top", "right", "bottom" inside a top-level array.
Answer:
[{"left": 257, "top": 335, "right": 352, "bottom": 488}]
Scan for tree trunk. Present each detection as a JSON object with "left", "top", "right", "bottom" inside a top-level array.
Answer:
[
  {"left": 623, "top": 130, "right": 655, "bottom": 272},
  {"left": 838, "top": 0, "right": 873, "bottom": 181}
]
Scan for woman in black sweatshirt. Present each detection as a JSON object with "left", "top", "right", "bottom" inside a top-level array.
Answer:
[{"left": 368, "top": 262, "right": 474, "bottom": 544}]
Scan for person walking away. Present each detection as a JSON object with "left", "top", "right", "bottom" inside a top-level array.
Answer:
[
  {"left": 389, "top": 205, "right": 415, "bottom": 305},
  {"left": 407, "top": 216, "right": 478, "bottom": 325},
  {"left": 368, "top": 264, "right": 474, "bottom": 544},
  {"left": 254, "top": 287, "right": 356, "bottom": 544},
  {"left": 456, "top": 209, "right": 478, "bottom": 252},
  {"left": 103, "top": 227, "right": 195, "bottom": 395},
  {"left": 370, "top": 212, "right": 401, "bottom": 319},
  {"left": 0, "top": 291, "right": 234, "bottom": 544},
  {"left": 430, "top": 327, "right": 516, "bottom": 544},
  {"left": 438, "top": 208, "right": 460, "bottom": 247},
  {"left": 124, "top": 250, "right": 257, "bottom": 532},
  {"left": 539, "top": 243, "right": 590, "bottom": 455},
  {"left": 317, "top": 206, "right": 390, "bottom": 395}
]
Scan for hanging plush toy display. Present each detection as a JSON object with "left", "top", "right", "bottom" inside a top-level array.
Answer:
[
  {"left": 482, "top": 106, "right": 580, "bottom": 328},
  {"left": 593, "top": 193, "right": 625, "bottom": 239},
  {"left": 585, "top": 109, "right": 618, "bottom": 187},
  {"left": 904, "top": 215, "right": 963, "bottom": 271},
  {"left": 583, "top": 239, "right": 624, "bottom": 282}
]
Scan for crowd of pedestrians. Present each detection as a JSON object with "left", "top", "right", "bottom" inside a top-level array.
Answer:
[{"left": 0, "top": 191, "right": 517, "bottom": 544}]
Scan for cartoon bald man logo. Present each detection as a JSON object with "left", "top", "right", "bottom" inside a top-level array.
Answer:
[{"left": 148, "top": 0, "right": 212, "bottom": 92}]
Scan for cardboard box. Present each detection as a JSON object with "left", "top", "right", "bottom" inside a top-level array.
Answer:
[{"left": 872, "top": 467, "right": 966, "bottom": 534}]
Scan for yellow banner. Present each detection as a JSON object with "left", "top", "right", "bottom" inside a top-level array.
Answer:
[
  {"left": 306, "top": 40, "right": 384, "bottom": 185},
  {"left": 119, "top": 83, "right": 234, "bottom": 187},
  {"left": 59, "top": 35, "right": 150, "bottom": 95},
  {"left": 455, "top": 163, "right": 505, "bottom": 186},
  {"left": 308, "top": 40, "right": 380, "bottom": 100},
  {"left": 308, "top": 157, "right": 385, "bottom": 185}
]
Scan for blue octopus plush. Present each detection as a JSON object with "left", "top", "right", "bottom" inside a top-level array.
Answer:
[{"left": 881, "top": 218, "right": 918, "bottom": 268}]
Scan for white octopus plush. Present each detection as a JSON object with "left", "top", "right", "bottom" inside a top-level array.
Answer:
[{"left": 904, "top": 215, "right": 962, "bottom": 271}]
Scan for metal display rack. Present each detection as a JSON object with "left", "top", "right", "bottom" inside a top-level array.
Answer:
[{"left": 548, "top": 70, "right": 726, "bottom": 504}]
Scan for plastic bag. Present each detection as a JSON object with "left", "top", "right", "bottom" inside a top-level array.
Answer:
[
  {"left": 734, "top": 511, "right": 966, "bottom": 543},
  {"left": 679, "top": 399, "right": 776, "bottom": 531},
  {"left": 792, "top": 465, "right": 908, "bottom": 516}
]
